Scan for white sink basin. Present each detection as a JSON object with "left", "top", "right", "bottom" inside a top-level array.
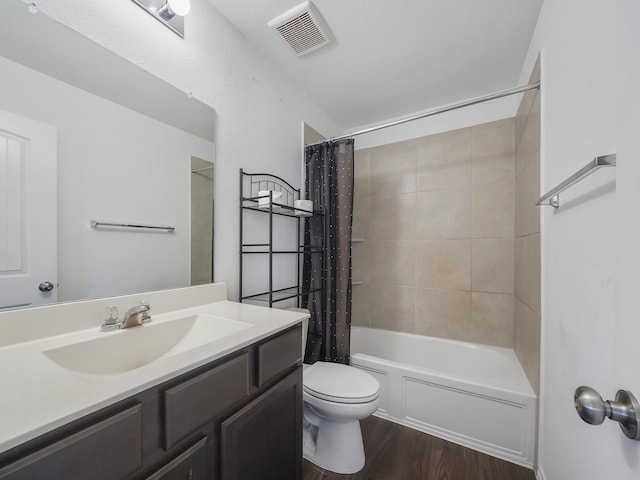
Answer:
[{"left": 42, "top": 314, "right": 252, "bottom": 375}]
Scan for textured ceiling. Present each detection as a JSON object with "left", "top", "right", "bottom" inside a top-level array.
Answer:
[{"left": 207, "top": 0, "right": 543, "bottom": 130}]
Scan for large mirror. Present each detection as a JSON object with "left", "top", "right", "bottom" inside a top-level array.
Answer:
[{"left": 0, "top": 1, "right": 216, "bottom": 311}]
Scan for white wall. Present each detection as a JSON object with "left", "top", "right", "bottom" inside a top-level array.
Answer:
[
  {"left": 0, "top": 56, "right": 214, "bottom": 301},
  {"left": 517, "top": 1, "right": 618, "bottom": 479},
  {"left": 33, "top": 0, "right": 341, "bottom": 301},
  {"left": 352, "top": 95, "right": 518, "bottom": 150}
]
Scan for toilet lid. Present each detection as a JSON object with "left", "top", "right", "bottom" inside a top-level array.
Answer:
[{"left": 303, "top": 362, "right": 380, "bottom": 404}]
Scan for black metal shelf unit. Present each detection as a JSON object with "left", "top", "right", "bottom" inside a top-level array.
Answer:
[{"left": 239, "top": 169, "right": 323, "bottom": 307}]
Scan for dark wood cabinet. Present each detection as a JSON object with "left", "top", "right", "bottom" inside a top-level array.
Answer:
[
  {"left": 146, "top": 436, "right": 208, "bottom": 480},
  {"left": 0, "top": 324, "right": 302, "bottom": 480},
  {"left": 221, "top": 367, "right": 302, "bottom": 480},
  {"left": 163, "top": 353, "right": 250, "bottom": 449},
  {"left": 0, "top": 404, "right": 143, "bottom": 480}
]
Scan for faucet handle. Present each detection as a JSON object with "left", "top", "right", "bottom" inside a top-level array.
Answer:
[
  {"left": 101, "top": 306, "right": 121, "bottom": 331},
  {"left": 138, "top": 301, "right": 151, "bottom": 323}
]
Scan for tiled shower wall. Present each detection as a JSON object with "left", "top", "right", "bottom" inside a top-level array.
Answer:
[
  {"left": 191, "top": 157, "right": 214, "bottom": 286},
  {"left": 352, "top": 118, "right": 517, "bottom": 347},
  {"left": 514, "top": 59, "right": 541, "bottom": 393}
]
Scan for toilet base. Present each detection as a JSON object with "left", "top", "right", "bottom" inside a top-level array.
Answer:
[{"left": 303, "top": 415, "right": 366, "bottom": 474}]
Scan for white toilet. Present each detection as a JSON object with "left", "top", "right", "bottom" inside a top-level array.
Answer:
[{"left": 298, "top": 313, "right": 380, "bottom": 474}]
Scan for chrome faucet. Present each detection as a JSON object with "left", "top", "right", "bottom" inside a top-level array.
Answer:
[{"left": 101, "top": 302, "right": 151, "bottom": 331}]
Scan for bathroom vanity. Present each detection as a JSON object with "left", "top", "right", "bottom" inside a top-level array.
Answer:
[{"left": 0, "top": 284, "right": 305, "bottom": 480}]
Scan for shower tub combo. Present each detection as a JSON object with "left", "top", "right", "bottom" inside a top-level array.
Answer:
[{"left": 350, "top": 327, "right": 536, "bottom": 467}]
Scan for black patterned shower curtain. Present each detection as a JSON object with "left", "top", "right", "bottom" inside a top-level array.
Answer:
[{"left": 302, "top": 139, "right": 354, "bottom": 364}]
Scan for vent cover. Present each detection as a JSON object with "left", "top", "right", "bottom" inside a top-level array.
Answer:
[{"left": 268, "top": 1, "right": 332, "bottom": 57}]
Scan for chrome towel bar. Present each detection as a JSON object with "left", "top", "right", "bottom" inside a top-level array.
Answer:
[
  {"left": 537, "top": 154, "right": 616, "bottom": 208},
  {"left": 90, "top": 220, "right": 175, "bottom": 232}
]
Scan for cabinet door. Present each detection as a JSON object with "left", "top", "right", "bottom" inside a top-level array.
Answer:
[
  {"left": 146, "top": 437, "right": 208, "bottom": 480},
  {"left": 220, "top": 367, "right": 302, "bottom": 480}
]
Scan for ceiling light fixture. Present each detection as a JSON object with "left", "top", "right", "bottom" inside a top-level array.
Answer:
[
  {"left": 158, "top": 0, "right": 190, "bottom": 19},
  {"left": 131, "top": 0, "right": 190, "bottom": 38}
]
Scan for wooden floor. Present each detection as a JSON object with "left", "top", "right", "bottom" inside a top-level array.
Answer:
[{"left": 302, "top": 416, "right": 535, "bottom": 480}]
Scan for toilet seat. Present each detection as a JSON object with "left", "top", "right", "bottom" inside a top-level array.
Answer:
[{"left": 303, "top": 362, "right": 380, "bottom": 404}]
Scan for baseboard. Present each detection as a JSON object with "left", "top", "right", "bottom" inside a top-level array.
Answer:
[
  {"left": 536, "top": 465, "right": 547, "bottom": 480},
  {"left": 373, "top": 412, "right": 534, "bottom": 469}
]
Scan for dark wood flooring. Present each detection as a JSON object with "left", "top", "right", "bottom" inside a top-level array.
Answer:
[{"left": 302, "top": 416, "right": 535, "bottom": 480}]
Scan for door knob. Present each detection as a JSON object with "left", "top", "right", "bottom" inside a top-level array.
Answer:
[
  {"left": 38, "top": 281, "right": 54, "bottom": 292},
  {"left": 574, "top": 386, "right": 640, "bottom": 440}
]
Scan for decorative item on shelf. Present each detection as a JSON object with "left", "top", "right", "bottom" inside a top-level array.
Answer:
[
  {"left": 258, "top": 190, "right": 283, "bottom": 209},
  {"left": 294, "top": 199, "right": 313, "bottom": 217}
]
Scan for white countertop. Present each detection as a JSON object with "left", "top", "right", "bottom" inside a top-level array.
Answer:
[{"left": 0, "top": 298, "right": 306, "bottom": 454}]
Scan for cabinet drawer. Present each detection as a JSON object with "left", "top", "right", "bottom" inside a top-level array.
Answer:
[
  {"left": 257, "top": 326, "right": 302, "bottom": 388},
  {"left": 146, "top": 436, "right": 208, "bottom": 480},
  {"left": 0, "top": 404, "right": 142, "bottom": 480},
  {"left": 164, "top": 353, "right": 249, "bottom": 449}
]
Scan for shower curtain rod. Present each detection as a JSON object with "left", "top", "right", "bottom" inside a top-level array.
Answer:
[{"left": 309, "top": 82, "right": 540, "bottom": 146}]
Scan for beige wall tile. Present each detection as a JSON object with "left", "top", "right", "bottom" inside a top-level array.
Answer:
[
  {"left": 471, "top": 181, "right": 514, "bottom": 238},
  {"left": 416, "top": 187, "right": 471, "bottom": 239},
  {"left": 514, "top": 233, "right": 541, "bottom": 315},
  {"left": 515, "top": 90, "right": 541, "bottom": 177},
  {"left": 351, "top": 242, "right": 370, "bottom": 284},
  {"left": 370, "top": 285, "right": 416, "bottom": 333},
  {"left": 515, "top": 149, "right": 541, "bottom": 237},
  {"left": 471, "top": 238, "right": 514, "bottom": 293},
  {"left": 416, "top": 288, "right": 472, "bottom": 341},
  {"left": 514, "top": 298, "right": 541, "bottom": 393},
  {"left": 370, "top": 240, "right": 416, "bottom": 287},
  {"left": 416, "top": 128, "right": 471, "bottom": 191},
  {"left": 515, "top": 57, "right": 541, "bottom": 145},
  {"left": 370, "top": 193, "right": 416, "bottom": 240},
  {"left": 351, "top": 284, "right": 371, "bottom": 327},
  {"left": 471, "top": 118, "right": 515, "bottom": 186},
  {"left": 350, "top": 113, "right": 543, "bottom": 357},
  {"left": 354, "top": 148, "right": 372, "bottom": 197},
  {"left": 191, "top": 241, "right": 212, "bottom": 285},
  {"left": 191, "top": 199, "right": 213, "bottom": 243},
  {"left": 371, "top": 140, "right": 416, "bottom": 194},
  {"left": 471, "top": 292, "right": 514, "bottom": 347},
  {"left": 352, "top": 194, "right": 371, "bottom": 241},
  {"left": 191, "top": 174, "right": 215, "bottom": 201},
  {"left": 416, "top": 239, "right": 471, "bottom": 290}
]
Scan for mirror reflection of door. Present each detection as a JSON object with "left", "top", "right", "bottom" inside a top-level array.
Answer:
[
  {"left": 0, "top": 109, "right": 57, "bottom": 309},
  {"left": 190, "top": 156, "right": 214, "bottom": 285}
]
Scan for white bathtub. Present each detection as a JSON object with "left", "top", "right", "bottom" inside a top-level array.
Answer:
[{"left": 350, "top": 327, "right": 536, "bottom": 467}]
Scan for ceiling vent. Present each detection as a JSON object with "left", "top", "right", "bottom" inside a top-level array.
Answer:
[{"left": 268, "top": 1, "right": 332, "bottom": 57}]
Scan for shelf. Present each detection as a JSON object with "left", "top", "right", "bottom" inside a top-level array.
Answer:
[
  {"left": 239, "top": 169, "right": 325, "bottom": 309},
  {"left": 241, "top": 286, "right": 323, "bottom": 304},
  {"left": 241, "top": 245, "right": 324, "bottom": 255},
  {"left": 241, "top": 198, "right": 322, "bottom": 218}
]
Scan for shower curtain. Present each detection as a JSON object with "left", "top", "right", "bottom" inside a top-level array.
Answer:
[{"left": 302, "top": 139, "right": 354, "bottom": 364}]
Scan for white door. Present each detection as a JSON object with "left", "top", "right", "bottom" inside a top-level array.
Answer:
[
  {"left": 0, "top": 109, "right": 57, "bottom": 310},
  {"left": 610, "top": 0, "right": 640, "bottom": 475}
]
